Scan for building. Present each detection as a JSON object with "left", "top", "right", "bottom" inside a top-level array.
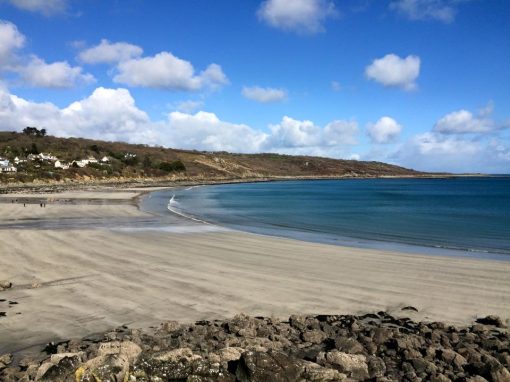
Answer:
[
  {"left": 0, "top": 158, "right": 17, "bottom": 173},
  {"left": 55, "top": 160, "right": 70, "bottom": 170}
]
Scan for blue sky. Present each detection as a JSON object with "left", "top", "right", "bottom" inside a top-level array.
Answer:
[{"left": 0, "top": 0, "right": 509, "bottom": 173}]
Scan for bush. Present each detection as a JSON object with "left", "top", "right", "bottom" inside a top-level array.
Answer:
[{"left": 158, "top": 160, "right": 186, "bottom": 172}]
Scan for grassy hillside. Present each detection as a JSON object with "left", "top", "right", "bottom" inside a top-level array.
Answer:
[{"left": 0, "top": 131, "right": 429, "bottom": 185}]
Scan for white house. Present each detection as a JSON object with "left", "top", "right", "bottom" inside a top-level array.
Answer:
[
  {"left": 55, "top": 160, "right": 70, "bottom": 170},
  {"left": 0, "top": 158, "right": 16, "bottom": 173},
  {"left": 101, "top": 156, "right": 110, "bottom": 163},
  {"left": 14, "top": 156, "right": 26, "bottom": 164},
  {"left": 38, "top": 153, "right": 58, "bottom": 161},
  {"left": 0, "top": 166, "right": 17, "bottom": 173}
]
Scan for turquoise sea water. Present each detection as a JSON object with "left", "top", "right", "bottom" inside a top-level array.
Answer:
[{"left": 153, "top": 177, "right": 510, "bottom": 259}]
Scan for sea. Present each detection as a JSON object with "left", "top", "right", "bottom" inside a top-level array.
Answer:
[{"left": 144, "top": 177, "right": 510, "bottom": 260}]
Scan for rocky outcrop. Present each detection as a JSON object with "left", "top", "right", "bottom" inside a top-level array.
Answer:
[{"left": 1, "top": 312, "right": 508, "bottom": 381}]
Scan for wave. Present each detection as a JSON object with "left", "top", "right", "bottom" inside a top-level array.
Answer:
[{"left": 167, "top": 195, "right": 211, "bottom": 225}]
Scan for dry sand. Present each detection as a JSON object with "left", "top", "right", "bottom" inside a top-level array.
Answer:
[{"left": 0, "top": 188, "right": 509, "bottom": 355}]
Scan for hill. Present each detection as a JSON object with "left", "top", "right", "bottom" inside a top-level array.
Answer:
[{"left": 0, "top": 130, "right": 433, "bottom": 186}]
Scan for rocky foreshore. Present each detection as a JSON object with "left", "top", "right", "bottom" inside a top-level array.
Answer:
[{"left": 1, "top": 312, "right": 509, "bottom": 382}]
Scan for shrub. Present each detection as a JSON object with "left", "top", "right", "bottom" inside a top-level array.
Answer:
[{"left": 158, "top": 160, "right": 186, "bottom": 172}]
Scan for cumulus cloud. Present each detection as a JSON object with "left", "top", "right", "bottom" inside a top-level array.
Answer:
[
  {"left": 78, "top": 39, "right": 143, "bottom": 64},
  {"left": 433, "top": 109, "right": 495, "bottom": 134},
  {"left": 113, "top": 52, "right": 228, "bottom": 91},
  {"left": 6, "top": 0, "right": 68, "bottom": 16},
  {"left": 0, "top": 86, "right": 154, "bottom": 142},
  {"left": 242, "top": 86, "right": 287, "bottom": 103},
  {"left": 19, "top": 56, "right": 95, "bottom": 88},
  {"left": 0, "top": 20, "right": 94, "bottom": 88},
  {"left": 367, "top": 116, "right": 403, "bottom": 143},
  {"left": 166, "top": 111, "right": 266, "bottom": 153},
  {"left": 365, "top": 54, "right": 420, "bottom": 90},
  {"left": 393, "top": 132, "right": 510, "bottom": 173},
  {"left": 389, "top": 0, "right": 458, "bottom": 23},
  {"left": 0, "top": 86, "right": 364, "bottom": 158},
  {"left": 0, "top": 20, "right": 25, "bottom": 68},
  {"left": 257, "top": 0, "right": 336, "bottom": 34},
  {"left": 265, "top": 116, "right": 358, "bottom": 150}
]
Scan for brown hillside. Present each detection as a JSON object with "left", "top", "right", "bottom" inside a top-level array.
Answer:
[{"left": 0, "top": 131, "right": 432, "bottom": 185}]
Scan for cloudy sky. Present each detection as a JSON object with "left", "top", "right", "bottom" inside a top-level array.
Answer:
[{"left": 0, "top": 0, "right": 509, "bottom": 173}]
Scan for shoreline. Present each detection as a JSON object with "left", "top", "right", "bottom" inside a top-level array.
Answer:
[
  {"left": 0, "top": 186, "right": 509, "bottom": 358},
  {"left": 146, "top": 182, "right": 510, "bottom": 262},
  {"left": 0, "top": 172, "right": 498, "bottom": 195}
]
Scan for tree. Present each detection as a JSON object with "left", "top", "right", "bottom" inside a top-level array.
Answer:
[
  {"left": 22, "top": 127, "right": 46, "bottom": 137},
  {"left": 159, "top": 160, "right": 186, "bottom": 172}
]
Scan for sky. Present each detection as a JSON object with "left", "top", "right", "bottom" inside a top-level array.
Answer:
[{"left": 0, "top": 0, "right": 509, "bottom": 173}]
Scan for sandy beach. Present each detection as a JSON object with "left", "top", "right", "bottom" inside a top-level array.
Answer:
[{"left": 0, "top": 188, "right": 509, "bottom": 356}]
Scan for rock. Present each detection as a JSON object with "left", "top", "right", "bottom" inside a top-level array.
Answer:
[
  {"left": 0, "top": 354, "right": 13, "bottom": 370},
  {"left": 236, "top": 351, "right": 302, "bottom": 382},
  {"left": 367, "top": 356, "right": 386, "bottom": 378},
  {"left": 0, "top": 281, "right": 12, "bottom": 291},
  {"left": 476, "top": 315, "right": 505, "bottom": 328},
  {"left": 155, "top": 347, "right": 201, "bottom": 363},
  {"left": 75, "top": 341, "right": 141, "bottom": 382},
  {"left": 491, "top": 366, "right": 510, "bottom": 382},
  {"left": 466, "top": 377, "right": 489, "bottom": 382},
  {"left": 35, "top": 352, "right": 83, "bottom": 381},
  {"left": 402, "top": 306, "right": 419, "bottom": 312},
  {"left": 411, "top": 358, "right": 438, "bottom": 375},
  {"left": 219, "top": 347, "right": 244, "bottom": 363},
  {"left": 334, "top": 337, "right": 364, "bottom": 354},
  {"left": 324, "top": 350, "right": 369, "bottom": 380},
  {"left": 302, "top": 330, "right": 326, "bottom": 344},
  {"left": 301, "top": 361, "right": 347, "bottom": 381},
  {"left": 430, "top": 374, "right": 452, "bottom": 382},
  {"left": 439, "top": 349, "right": 467, "bottom": 369}
]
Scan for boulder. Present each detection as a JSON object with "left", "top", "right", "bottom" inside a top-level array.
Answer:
[
  {"left": 35, "top": 352, "right": 84, "bottom": 381},
  {"left": 323, "top": 350, "right": 369, "bottom": 380},
  {"left": 0, "top": 281, "right": 12, "bottom": 291},
  {"left": 476, "top": 316, "right": 505, "bottom": 328},
  {"left": 236, "top": 351, "right": 302, "bottom": 382},
  {"left": 0, "top": 354, "right": 13, "bottom": 370},
  {"left": 75, "top": 341, "right": 141, "bottom": 382},
  {"left": 302, "top": 330, "right": 326, "bottom": 344}
]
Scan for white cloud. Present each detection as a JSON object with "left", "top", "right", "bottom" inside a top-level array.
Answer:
[
  {"left": 7, "top": 0, "right": 68, "bottom": 16},
  {"left": 324, "top": 120, "right": 359, "bottom": 145},
  {"left": 113, "top": 52, "right": 228, "bottom": 91},
  {"left": 389, "top": 0, "right": 457, "bottom": 23},
  {"left": 367, "top": 116, "right": 403, "bottom": 143},
  {"left": 166, "top": 111, "right": 266, "bottom": 153},
  {"left": 0, "top": 86, "right": 153, "bottom": 142},
  {"left": 433, "top": 109, "right": 495, "bottom": 134},
  {"left": 242, "top": 86, "right": 287, "bottom": 103},
  {"left": 78, "top": 39, "right": 143, "bottom": 64},
  {"left": 257, "top": 0, "right": 336, "bottom": 34},
  {"left": 365, "top": 54, "right": 420, "bottom": 90},
  {"left": 19, "top": 56, "right": 95, "bottom": 88},
  {"left": 265, "top": 116, "right": 358, "bottom": 149},
  {"left": 392, "top": 132, "right": 510, "bottom": 173},
  {"left": 0, "top": 20, "right": 25, "bottom": 68}
]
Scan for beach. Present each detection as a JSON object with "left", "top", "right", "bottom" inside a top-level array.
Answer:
[{"left": 0, "top": 187, "right": 509, "bottom": 356}]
